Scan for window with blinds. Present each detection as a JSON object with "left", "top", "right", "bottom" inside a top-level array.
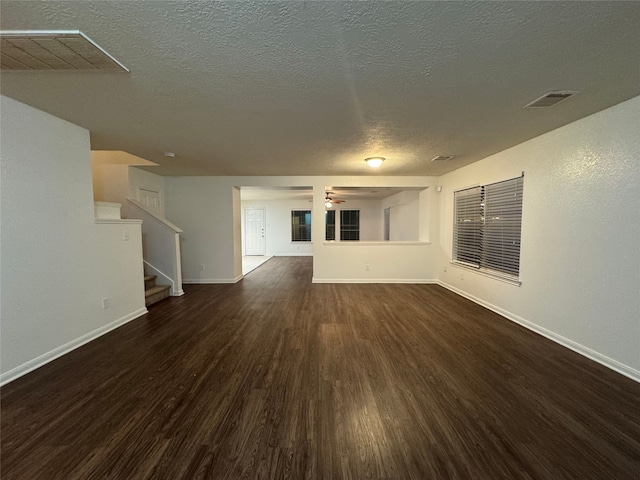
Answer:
[{"left": 453, "top": 175, "right": 524, "bottom": 280}]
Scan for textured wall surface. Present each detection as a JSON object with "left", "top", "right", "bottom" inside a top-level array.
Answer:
[{"left": 439, "top": 95, "right": 640, "bottom": 379}]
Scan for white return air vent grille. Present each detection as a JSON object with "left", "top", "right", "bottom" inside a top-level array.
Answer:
[
  {"left": 0, "top": 30, "right": 128, "bottom": 71},
  {"left": 431, "top": 155, "right": 455, "bottom": 162},
  {"left": 524, "top": 91, "right": 578, "bottom": 108}
]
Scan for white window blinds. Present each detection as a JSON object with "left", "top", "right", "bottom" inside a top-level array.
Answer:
[
  {"left": 453, "top": 186, "right": 483, "bottom": 268},
  {"left": 453, "top": 175, "right": 524, "bottom": 279}
]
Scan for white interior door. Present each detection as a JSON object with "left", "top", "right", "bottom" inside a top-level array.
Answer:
[
  {"left": 138, "top": 188, "right": 162, "bottom": 216},
  {"left": 245, "top": 208, "right": 265, "bottom": 255}
]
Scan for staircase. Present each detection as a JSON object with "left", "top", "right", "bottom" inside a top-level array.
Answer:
[{"left": 144, "top": 275, "right": 171, "bottom": 307}]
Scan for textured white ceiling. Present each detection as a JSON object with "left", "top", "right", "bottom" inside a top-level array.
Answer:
[{"left": 1, "top": 1, "right": 639, "bottom": 176}]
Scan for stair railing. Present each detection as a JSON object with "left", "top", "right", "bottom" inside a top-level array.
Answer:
[{"left": 123, "top": 198, "right": 184, "bottom": 296}]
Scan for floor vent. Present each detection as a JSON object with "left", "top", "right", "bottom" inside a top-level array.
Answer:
[
  {"left": 524, "top": 91, "right": 578, "bottom": 108},
  {"left": 0, "top": 30, "right": 128, "bottom": 72},
  {"left": 431, "top": 155, "right": 455, "bottom": 162}
]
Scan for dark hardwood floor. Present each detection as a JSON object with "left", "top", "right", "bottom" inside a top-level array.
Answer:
[{"left": 2, "top": 257, "right": 639, "bottom": 479}]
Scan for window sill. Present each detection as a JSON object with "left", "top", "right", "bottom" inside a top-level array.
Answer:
[
  {"left": 323, "top": 241, "right": 431, "bottom": 246},
  {"left": 450, "top": 261, "right": 522, "bottom": 286}
]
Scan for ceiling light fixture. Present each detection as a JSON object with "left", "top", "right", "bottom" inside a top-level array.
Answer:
[
  {"left": 164, "top": 152, "right": 176, "bottom": 158},
  {"left": 365, "top": 157, "right": 385, "bottom": 168},
  {"left": 325, "top": 193, "right": 333, "bottom": 209}
]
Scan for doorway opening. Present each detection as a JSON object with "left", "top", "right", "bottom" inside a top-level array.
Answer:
[{"left": 238, "top": 186, "right": 313, "bottom": 276}]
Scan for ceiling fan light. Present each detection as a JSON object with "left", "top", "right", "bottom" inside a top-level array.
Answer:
[
  {"left": 325, "top": 201, "right": 333, "bottom": 208},
  {"left": 365, "top": 157, "right": 385, "bottom": 168}
]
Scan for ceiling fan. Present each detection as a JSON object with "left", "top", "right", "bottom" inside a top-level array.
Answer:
[
  {"left": 324, "top": 192, "right": 345, "bottom": 208},
  {"left": 309, "top": 192, "right": 346, "bottom": 208}
]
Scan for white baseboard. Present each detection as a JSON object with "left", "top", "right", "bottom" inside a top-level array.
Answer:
[
  {"left": 0, "top": 307, "right": 148, "bottom": 387},
  {"left": 438, "top": 281, "right": 640, "bottom": 383},
  {"left": 312, "top": 278, "right": 438, "bottom": 284},
  {"left": 183, "top": 275, "right": 243, "bottom": 284},
  {"left": 171, "top": 289, "right": 185, "bottom": 296}
]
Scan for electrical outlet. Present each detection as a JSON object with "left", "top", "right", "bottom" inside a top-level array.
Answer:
[
  {"left": 200, "top": 264, "right": 205, "bottom": 271},
  {"left": 460, "top": 272, "right": 464, "bottom": 280},
  {"left": 101, "top": 297, "right": 109, "bottom": 309},
  {"left": 443, "top": 266, "right": 447, "bottom": 272},
  {"left": 365, "top": 263, "right": 370, "bottom": 271},
  {"left": 123, "top": 229, "right": 129, "bottom": 241}
]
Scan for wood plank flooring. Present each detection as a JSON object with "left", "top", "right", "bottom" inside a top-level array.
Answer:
[{"left": 2, "top": 257, "right": 639, "bottom": 479}]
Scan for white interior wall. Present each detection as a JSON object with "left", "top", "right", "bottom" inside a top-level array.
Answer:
[
  {"left": 166, "top": 177, "right": 239, "bottom": 283},
  {"left": 313, "top": 185, "right": 438, "bottom": 282},
  {"left": 92, "top": 163, "right": 130, "bottom": 204},
  {"left": 165, "top": 177, "right": 438, "bottom": 284},
  {"left": 91, "top": 158, "right": 165, "bottom": 218},
  {"left": 0, "top": 96, "right": 147, "bottom": 384},
  {"left": 438, "top": 95, "right": 640, "bottom": 380},
  {"left": 382, "top": 190, "right": 421, "bottom": 241},
  {"left": 332, "top": 199, "right": 383, "bottom": 241},
  {"left": 241, "top": 199, "right": 314, "bottom": 256}
]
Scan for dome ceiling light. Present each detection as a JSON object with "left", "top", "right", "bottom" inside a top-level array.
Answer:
[{"left": 365, "top": 157, "right": 385, "bottom": 168}]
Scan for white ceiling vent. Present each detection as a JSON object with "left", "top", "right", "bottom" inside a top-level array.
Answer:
[
  {"left": 0, "top": 30, "right": 128, "bottom": 72},
  {"left": 524, "top": 91, "right": 578, "bottom": 108},
  {"left": 431, "top": 155, "right": 455, "bottom": 162}
]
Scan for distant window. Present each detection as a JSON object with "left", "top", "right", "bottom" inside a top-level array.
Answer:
[
  {"left": 325, "top": 210, "right": 336, "bottom": 241},
  {"left": 453, "top": 175, "right": 524, "bottom": 280},
  {"left": 291, "top": 210, "right": 311, "bottom": 242},
  {"left": 340, "top": 210, "right": 360, "bottom": 241}
]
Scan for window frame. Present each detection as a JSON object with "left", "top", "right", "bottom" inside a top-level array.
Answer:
[
  {"left": 291, "top": 210, "right": 312, "bottom": 242},
  {"left": 452, "top": 174, "right": 524, "bottom": 285},
  {"left": 339, "top": 209, "right": 360, "bottom": 241},
  {"left": 325, "top": 209, "right": 336, "bottom": 241}
]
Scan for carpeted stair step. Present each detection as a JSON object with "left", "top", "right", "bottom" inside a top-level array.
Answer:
[
  {"left": 144, "top": 275, "right": 156, "bottom": 290},
  {"left": 145, "top": 284, "right": 171, "bottom": 307}
]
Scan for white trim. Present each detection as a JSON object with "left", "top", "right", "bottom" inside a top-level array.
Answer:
[
  {"left": 183, "top": 275, "right": 244, "bottom": 284},
  {"left": 274, "top": 253, "right": 313, "bottom": 257},
  {"left": 143, "top": 260, "right": 184, "bottom": 296},
  {"left": 438, "top": 281, "right": 640, "bottom": 383},
  {"left": 94, "top": 218, "right": 142, "bottom": 225},
  {"left": 323, "top": 241, "right": 431, "bottom": 246},
  {"left": 450, "top": 261, "right": 522, "bottom": 287},
  {"left": 0, "top": 307, "right": 148, "bottom": 387},
  {"left": 126, "top": 198, "right": 183, "bottom": 233},
  {"left": 313, "top": 278, "right": 438, "bottom": 284}
]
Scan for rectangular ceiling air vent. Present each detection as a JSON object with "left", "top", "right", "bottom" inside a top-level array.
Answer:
[
  {"left": 0, "top": 30, "right": 128, "bottom": 71},
  {"left": 524, "top": 91, "right": 578, "bottom": 108},
  {"left": 431, "top": 155, "right": 455, "bottom": 162}
]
